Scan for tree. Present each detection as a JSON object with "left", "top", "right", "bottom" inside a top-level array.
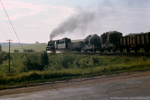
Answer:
[
  {"left": 35, "top": 41, "right": 39, "bottom": 44},
  {"left": 41, "top": 52, "right": 49, "bottom": 66}
]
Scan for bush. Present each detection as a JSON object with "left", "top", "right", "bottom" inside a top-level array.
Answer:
[
  {"left": 23, "top": 52, "right": 49, "bottom": 71},
  {"left": 41, "top": 52, "right": 49, "bottom": 66},
  {"left": 24, "top": 49, "right": 35, "bottom": 52},
  {"left": 61, "top": 54, "right": 75, "bottom": 69},
  {"left": 0, "top": 52, "right": 9, "bottom": 64},
  {"left": 14, "top": 49, "right": 19, "bottom": 53},
  {"left": 23, "top": 55, "right": 42, "bottom": 71}
]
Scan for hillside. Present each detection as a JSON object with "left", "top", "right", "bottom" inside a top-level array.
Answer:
[{"left": 1, "top": 43, "right": 47, "bottom": 52}]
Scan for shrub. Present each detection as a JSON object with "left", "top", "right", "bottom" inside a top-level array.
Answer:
[
  {"left": 41, "top": 52, "right": 49, "bottom": 66},
  {"left": 61, "top": 54, "right": 75, "bottom": 69},
  {"left": 24, "top": 49, "right": 35, "bottom": 52},
  {"left": 0, "top": 52, "right": 9, "bottom": 64},
  {"left": 14, "top": 49, "right": 19, "bottom": 53},
  {"left": 23, "top": 54, "right": 42, "bottom": 71},
  {"left": 22, "top": 52, "right": 50, "bottom": 71}
]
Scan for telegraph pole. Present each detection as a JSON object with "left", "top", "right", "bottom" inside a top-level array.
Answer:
[{"left": 7, "top": 39, "right": 13, "bottom": 73}]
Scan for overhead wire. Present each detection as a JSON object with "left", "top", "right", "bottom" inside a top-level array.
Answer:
[
  {"left": 0, "top": 1, "right": 78, "bottom": 98},
  {"left": 0, "top": 0, "right": 30, "bottom": 60}
]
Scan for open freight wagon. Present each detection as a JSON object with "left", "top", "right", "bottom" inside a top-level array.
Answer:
[{"left": 120, "top": 32, "right": 150, "bottom": 53}]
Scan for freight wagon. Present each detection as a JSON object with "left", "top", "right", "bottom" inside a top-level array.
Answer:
[{"left": 120, "top": 32, "right": 150, "bottom": 53}]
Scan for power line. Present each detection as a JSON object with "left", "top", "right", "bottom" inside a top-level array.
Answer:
[
  {"left": 0, "top": 0, "right": 21, "bottom": 43},
  {"left": 0, "top": 0, "right": 30, "bottom": 60},
  {"left": 0, "top": 1, "right": 73, "bottom": 96}
]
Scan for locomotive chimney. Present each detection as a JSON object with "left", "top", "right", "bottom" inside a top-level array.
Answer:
[{"left": 50, "top": 35, "right": 52, "bottom": 41}]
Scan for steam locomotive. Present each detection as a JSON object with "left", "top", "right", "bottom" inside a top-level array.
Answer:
[{"left": 46, "top": 31, "right": 150, "bottom": 53}]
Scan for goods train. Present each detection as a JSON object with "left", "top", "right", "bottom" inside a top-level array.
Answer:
[{"left": 46, "top": 31, "right": 150, "bottom": 53}]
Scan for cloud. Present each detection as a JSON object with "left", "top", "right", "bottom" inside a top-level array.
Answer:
[{"left": 0, "top": 0, "right": 46, "bottom": 20}]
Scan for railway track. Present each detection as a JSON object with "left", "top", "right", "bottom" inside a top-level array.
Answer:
[
  {"left": 48, "top": 50, "right": 150, "bottom": 57},
  {"left": 73, "top": 52, "right": 150, "bottom": 57}
]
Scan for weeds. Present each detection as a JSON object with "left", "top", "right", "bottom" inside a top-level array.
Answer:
[{"left": 0, "top": 53, "right": 150, "bottom": 89}]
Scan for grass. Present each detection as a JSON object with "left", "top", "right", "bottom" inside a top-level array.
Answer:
[{"left": 0, "top": 53, "right": 150, "bottom": 89}]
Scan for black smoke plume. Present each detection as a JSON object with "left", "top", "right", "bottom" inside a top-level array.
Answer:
[
  {"left": 50, "top": 0, "right": 150, "bottom": 40},
  {"left": 50, "top": 10, "right": 95, "bottom": 40}
]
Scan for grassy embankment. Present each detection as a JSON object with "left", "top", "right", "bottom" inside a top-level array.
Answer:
[{"left": 0, "top": 52, "right": 150, "bottom": 89}]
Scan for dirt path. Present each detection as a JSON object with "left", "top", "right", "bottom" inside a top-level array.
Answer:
[{"left": 0, "top": 71, "right": 150, "bottom": 100}]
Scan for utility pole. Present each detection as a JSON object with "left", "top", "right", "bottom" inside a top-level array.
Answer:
[{"left": 7, "top": 39, "right": 13, "bottom": 73}]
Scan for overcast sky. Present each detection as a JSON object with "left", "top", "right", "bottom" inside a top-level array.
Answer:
[{"left": 0, "top": 0, "right": 150, "bottom": 43}]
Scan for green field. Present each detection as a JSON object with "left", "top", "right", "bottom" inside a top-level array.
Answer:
[
  {"left": 1, "top": 40, "right": 83, "bottom": 53},
  {"left": 2, "top": 43, "right": 47, "bottom": 53},
  {"left": 0, "top": 52, "right": 150, "bottom": 89}
]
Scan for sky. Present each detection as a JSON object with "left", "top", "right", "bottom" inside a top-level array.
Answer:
[{"left": 0, "top": 0, "right": 150, "bottom": 43}]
